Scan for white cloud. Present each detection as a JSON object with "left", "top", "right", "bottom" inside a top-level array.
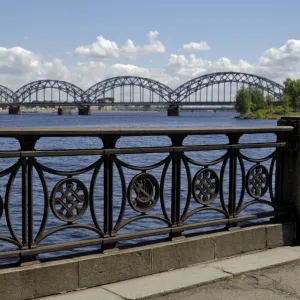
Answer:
[
  {"left": 260, "top": 40, "right": 300, "bottom": 66},
  {"left": 2, "top": 39, "right": 300, "bottom": 92},
  {"left": 74, "top": 31, "right": 165, "bottom": 59},
  {"left": 166, "top": 54, "right": 210, "bottom": 78},
  {"left": 257, "top": 39, "right": 300, "bottom": 81},
  {"left": 0, "top": 47, "right": 71, "bottom": 89},
  {"left": 111, "top": 64, "right": 150, "bottom": 76},
  {"left": 183, "top": 41, "right": 210, "bottom": 52}
]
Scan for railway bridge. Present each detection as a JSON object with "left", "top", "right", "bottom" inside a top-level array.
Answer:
[{"left": 0, "top": 72, "right": 284, "bottom": 116}]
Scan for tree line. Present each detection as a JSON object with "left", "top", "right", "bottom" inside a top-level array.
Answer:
[{"left": 235, "top": 78, "right": 300, "bottom": 115}]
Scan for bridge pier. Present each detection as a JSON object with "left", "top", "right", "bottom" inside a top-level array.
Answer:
[
  {"left": 144, "top": 105, "right": 151, "bottom": 111},
  {"left": 78, "top": 106, "right": 91, "bottom": 115},
  {"left": 8, "top": 106, "right": 21, "bottom": 115},
  {"left": 58, "top": 107, "right": 72, "bottom": 115},
  {"left": 167, "top": 105, "right": 180, "bottom": 116}
]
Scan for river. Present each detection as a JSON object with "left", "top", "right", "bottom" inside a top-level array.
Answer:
[{"left": 0, "top": 111, "right": 278, "bottom": 259}]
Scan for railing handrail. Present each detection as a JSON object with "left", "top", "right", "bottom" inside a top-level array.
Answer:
[{"left": 0, "top": 126, "right": 293, "bottom": 137}]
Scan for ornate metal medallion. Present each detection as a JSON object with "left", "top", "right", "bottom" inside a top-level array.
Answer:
[
  {"left": 50, "top": 178, "right": 88, "bottom": 222},
  {"left": 246, "top": 164, "right": 269, "bottom": 198},
  {"left": 128, "top": 173, "right": 159, "bottom": 213},
  {"left": 192, "top": 168, "right": 219, "bottom": 205}
]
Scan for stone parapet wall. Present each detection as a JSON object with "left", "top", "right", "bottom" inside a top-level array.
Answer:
[{"left": 0, "top": 222, "right": 295, "bottom": 300}]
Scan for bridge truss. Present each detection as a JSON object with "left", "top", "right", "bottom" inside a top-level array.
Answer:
[
  {"left": 83, "top": 76, "right": 174, "bottom": 104},
  {"left": 12, "top": 80, "right": 84, "bottom": 104},
  {"left": 0, "top": 72, "right": 285, "bottom": 106},
  {"left": 173, "top": 72, "right": 284, "bottom": 104},
  {"left": 0, "top": 85, "right": 14, "bottom": 104}
]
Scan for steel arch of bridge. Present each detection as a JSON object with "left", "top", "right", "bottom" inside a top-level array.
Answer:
[
  {"left": 12, "top": 80, "right": 85, "bottom": 103},
  {"left": 1, "top": 72, "right": 284, "bottom": 105},
  {"left": 0, "top": 85, "right": 14, "bottom": 104},
  {"left": 83, "top": 76, "right": 174, "bottom": 103},
  {"left": 173, "top": 72, "right": 284, "bottom": 103}
]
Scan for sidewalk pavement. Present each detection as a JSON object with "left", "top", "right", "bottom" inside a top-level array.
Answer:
[{"left": 40, "top": 246, "right": 300, "bottom": 300}]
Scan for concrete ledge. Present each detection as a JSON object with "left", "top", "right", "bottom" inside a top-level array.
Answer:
[
  {"left": 214, "top": 226, "right": 266, "bottom": 259},
  {"left": 78, "top": 248, "right": 153, "bottom": 288},
  {"left": 266, "top": 222, "right": 296, "bottom": 248},
  {"left": 0, "top": 222, "right": 295, "bottom": 300},
  {"left": 0, "top": 259, "right": 78, "bottom": 300},
  {"left": 151, "top": 234, "right": 215, "bottom": 273}
]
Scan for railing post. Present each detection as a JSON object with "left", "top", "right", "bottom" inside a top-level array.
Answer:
[
  {"left": 21, "top": 157, "right": 28, "bottom": 249},
  {"left": 17, "top": 136, "right": 40, "bottom": 265},
  {"left": 101, "top": 135, "right": 119, "bottom": 252},
  {"left": 169, "top": 134, "right": 185, "bottom": 240},
  {"left": 226, "top": 133, "right": 242, "bottom": 229},
  {"left": 277, "top": 117, "right": 300, "bottom": 227},
  {"left": 273, "top": 135, "right": 285, "bottom": 219}
]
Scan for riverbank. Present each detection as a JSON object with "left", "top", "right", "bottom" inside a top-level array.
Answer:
[{"left": 237, "top": 107, "right": 300, "bottom": 120}]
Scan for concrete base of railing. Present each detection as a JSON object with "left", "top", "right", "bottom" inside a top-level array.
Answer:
[{"left": 0, "top": 222, "right": 296, "bottom": 300}]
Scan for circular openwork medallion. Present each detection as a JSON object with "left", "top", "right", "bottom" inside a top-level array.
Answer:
[
  {"left": 192, "top": 168, "right": 219, "bottom": 205},
  {"left": 127, "top": 173, "right": 159, "bottom": 213},
  {"left": 246, "top": 164, "right": 269, "bottom": 198},
  {"left": 50, "top": 178, "right": 89, "bottom": 222}
]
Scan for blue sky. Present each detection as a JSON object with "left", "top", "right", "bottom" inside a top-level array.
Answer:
[{"left": 0, "top": 0, "right": 300, "bottom": 88}]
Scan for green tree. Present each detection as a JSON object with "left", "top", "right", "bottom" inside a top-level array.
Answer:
[
  {"left": 235, "top": 87, "right": 252, "bottom": 115},
  {"left": 283, "top": 93, "right": 291, "bottom": 115},
  {"left": 283, "top": 78, "right": 300, "bottom": 111},
  {"left": 248, "top": 86, "right": 266, "bottom": 111},
  {"left": 265, "top": 94, "right": 273, "bottom": 107}
]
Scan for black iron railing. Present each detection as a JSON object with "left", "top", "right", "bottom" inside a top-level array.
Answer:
[{"left": 0, "top": 126, "right": 294, "bottom": 264}]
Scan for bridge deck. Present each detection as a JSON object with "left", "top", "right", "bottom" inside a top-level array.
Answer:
[{"left": 2, "top": 101, "right": 237, "bottom": 107}]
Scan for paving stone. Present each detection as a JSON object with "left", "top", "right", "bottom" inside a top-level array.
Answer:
[
  {"left": 103, "top": 264, "right": 231, "bottom": 300},
  {"left": 210, "top": 246, "right": 300, "bottom": 275},
  {"left": 39, "top": 287, "right": 123, "bottom": 300}
]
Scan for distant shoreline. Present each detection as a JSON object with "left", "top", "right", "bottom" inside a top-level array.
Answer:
[{"left": 234, "top": 107, "right": 300, "bottom": 120}]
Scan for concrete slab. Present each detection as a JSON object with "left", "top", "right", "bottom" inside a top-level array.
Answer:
[
  {"left": 266, "top": 222, "right": 295, "bottom": 248},
  {"left": 151, "top": 266, "right": 300, "bottom": 300},
  {"left": 210, "top": 246, "right": 300, "bottom": 275},
  {"left": 151, "top": 234, "right": 215, "bottom": 273},
  {"left": 77, "top": 247, "right": 152, "bottom": 288},
  {"left": 0, "top": 258, "right": 78, "bottom": 300},
  {"left": 38, "top": 287, "right": 123, "bottom": 300},
  {"left": 103, "top": 264, "right": 231, "bottom": 300},
  {"left": 152, "top": 286, "right": 296, "bottom": 300}
]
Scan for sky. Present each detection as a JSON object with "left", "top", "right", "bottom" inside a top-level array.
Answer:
[{"left": 0, "top": 0, "right": 300, "bottom": 90}]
